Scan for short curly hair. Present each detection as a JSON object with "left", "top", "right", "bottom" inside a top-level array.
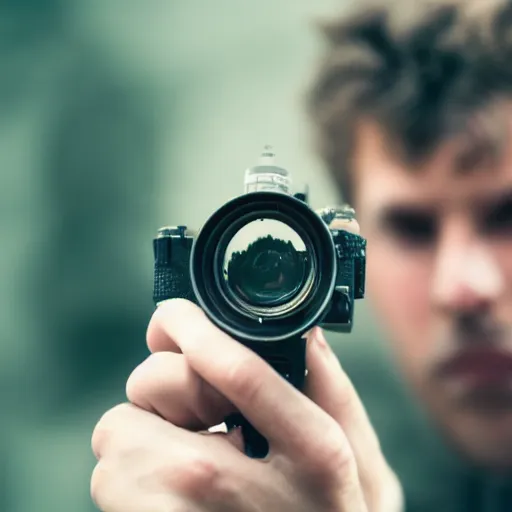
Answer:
[{"left": 307, "top": 0, "right": 512, "bottom": 201}]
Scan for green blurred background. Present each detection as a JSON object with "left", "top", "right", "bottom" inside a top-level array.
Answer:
[{"left": 1, "top": 1, "right": 399, "bottom": 510}]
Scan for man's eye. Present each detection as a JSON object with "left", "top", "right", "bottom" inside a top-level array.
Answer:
[
  {"left": 484, "top": 201, "right": 512, "bottom": 235},
  {"left": 386, "top": 215, "right": 437, "bottom": 246}
]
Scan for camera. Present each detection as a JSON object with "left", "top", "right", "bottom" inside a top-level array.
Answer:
[{"left": 152, "top": 146, "right": 366, "bottom": 457}]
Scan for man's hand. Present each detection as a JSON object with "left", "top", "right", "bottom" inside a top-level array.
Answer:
[{"left": 91, "top": 299, "right": 403, "bottom": 512}]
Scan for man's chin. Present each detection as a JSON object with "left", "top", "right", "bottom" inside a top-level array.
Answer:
[
  {"left": 456, "top": 382, "right": 512, "bottom": 413},
  {"left": 443, "top": 398, "right": 512, "bottom": 471}
]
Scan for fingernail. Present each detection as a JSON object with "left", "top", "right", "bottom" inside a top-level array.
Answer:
[
  {"left": 313, "top": 327, "right": 329, "bottom": 349},
  {"left": 226, "top": 426, "right": 245, "bottom": 453}
]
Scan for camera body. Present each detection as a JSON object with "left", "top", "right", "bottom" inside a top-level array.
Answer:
[
  {"left": 153, "top": 217, "right": 366, "bottom": 334},
  {"left": 151, "top": 147, "right": 366, "bottom": 457}
]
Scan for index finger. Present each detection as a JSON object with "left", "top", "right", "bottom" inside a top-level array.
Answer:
[
  {"left": 147, "top": 299, "right": 336, "bottom": 455},
  {"left": 147, "top": 300, "right": 181, "bottom": 353}
]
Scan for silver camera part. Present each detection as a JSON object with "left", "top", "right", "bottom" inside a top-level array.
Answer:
[
  {"left": 244, "top": 145, "right": 292, "bottom": 195},
  {"left": 317, "top": 205, "right": 356, "bottom": 226}
]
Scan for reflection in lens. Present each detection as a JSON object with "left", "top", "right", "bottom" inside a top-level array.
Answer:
[{"left": 222, "top": 219, "right": 314, "bottom": 315}]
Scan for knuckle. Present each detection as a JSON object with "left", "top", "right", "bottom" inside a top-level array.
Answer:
[
  {"left": 365, "top": 465, "right": 404, "bottom": 512},
  {"left": 125, "top": 367, "right": 144, "bottom": 404},
  {"left": 90, "top": 463, "right": 108, "bottom": 508},
  {"left": 91, "top": 424, "right": 108, "bottom": 460},
  {"left": 151, "top": 299, "right": 183, "bottom": 334},
  {"left": 318, "top": 441, "right": 353, "bottom": 478},
  {"left": 100, "top": 402, "right": 132, "bottom": 426},
  {"left": 304, "top": 423, "right": 356, "bottom": 484},
  {"left": 125, "top": 354, "right": 159, "bottom": 404},
  {"left": 91, "top": 403, "right": 132, "bottom": 458},
  {"left": 167, "top": 452, "right": 236, "bottom": 503},
  {"left": 224, "top": 355, "right": 265, "bottom": 404},
  {"left": 157, "top": 298, "right": 198, "bottom": 322},
  {"left": 170, "top": 453, "right": 222, "bottom": 498}
]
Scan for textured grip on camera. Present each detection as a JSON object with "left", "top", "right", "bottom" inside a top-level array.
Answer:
[
  {"left": 333, "top": 231, "right": 366, "bottom": 299},
  {"left": 152, "top": 234, "right": 196, "bottom": 305},
  {"left": 153, "top": 264, "right": 196, "bottom": 304}
]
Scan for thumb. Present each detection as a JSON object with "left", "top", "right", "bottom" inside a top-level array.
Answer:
[
  {"left": 304, "top": 327, "right": 370, "bottom": 426},
  {"left": 304, "top": 327, "right": 384, "bottom": 475}
]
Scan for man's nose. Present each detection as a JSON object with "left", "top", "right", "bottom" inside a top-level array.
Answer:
[{"left": 431, "top": 224, "right": 504, "bottom": 314}]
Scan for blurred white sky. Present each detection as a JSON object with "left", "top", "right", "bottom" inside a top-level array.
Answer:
[
  {"left": 68, "top": 0, "right": 380, "bottom": 352},
  {"left": 71, "top": 0, "right": 353, "bottom": 229}
]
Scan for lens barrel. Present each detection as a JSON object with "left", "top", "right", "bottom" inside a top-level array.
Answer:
[{"left": 190, "top": 191, "right": 336, "bottom": 342}]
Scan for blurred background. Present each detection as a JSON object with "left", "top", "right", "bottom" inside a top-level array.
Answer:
[{"left": 1, "top": 1, "right": 403, "bottom": 510}]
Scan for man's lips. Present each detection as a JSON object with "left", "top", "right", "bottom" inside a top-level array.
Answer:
[{"left": 436, "top": 349, "right": 512, "bottom": 383}]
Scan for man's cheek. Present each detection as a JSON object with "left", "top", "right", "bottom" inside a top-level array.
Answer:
[
  {"left": 366, "top": 249, "right": 431, "bottom": 341},
  {"left": 493, "top": 242, "right": 512, "bottom": 323}
]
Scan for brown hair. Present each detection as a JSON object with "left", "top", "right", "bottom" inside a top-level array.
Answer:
[{"left": 307, "top": 0, "right": 512, "bottom": 201}]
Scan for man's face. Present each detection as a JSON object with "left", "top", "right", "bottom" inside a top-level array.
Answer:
[{"left": 353, "top": 120, "right": 512, "bottom": 469}]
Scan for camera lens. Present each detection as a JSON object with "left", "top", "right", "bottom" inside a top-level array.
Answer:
[
  {"left": 222, "top": 219, "right": 314, "bottom": 316},
  {"left": 191, "top": 191, "right": 337, "bottom": 342}
]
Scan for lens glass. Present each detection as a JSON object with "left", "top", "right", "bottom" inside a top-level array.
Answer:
[{"left": 222, "top": 219, "right": 313, "bottom": 312}]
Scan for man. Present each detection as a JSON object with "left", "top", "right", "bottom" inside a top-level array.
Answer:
[{"left": 90, "top": 0, "right": 512, "bottom": 510}]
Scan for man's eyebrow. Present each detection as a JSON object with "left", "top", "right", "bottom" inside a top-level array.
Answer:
[
  {"left": 378, "top": 204, "right": 436, "bottom": 221},
  {"left": 374, "top": 204, "right": 438, "bottom": 233}
]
